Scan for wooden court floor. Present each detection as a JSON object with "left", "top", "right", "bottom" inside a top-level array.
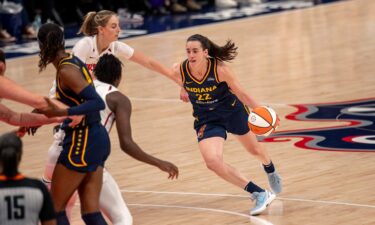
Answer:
[{"left": 1, "top": 0, "right": 375, "bottom": 224}]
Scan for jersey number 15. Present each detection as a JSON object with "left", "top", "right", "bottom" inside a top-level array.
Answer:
[{"left": 4, "top": 195, "right": 25, "bottom": 220}]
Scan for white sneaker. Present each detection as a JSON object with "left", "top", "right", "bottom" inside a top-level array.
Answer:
[
  {"left": 216, "top": 0, "right": 237, "bottom": 8},
  {"left": 250, "top": 190, "right": 276, "bottom": 216}
]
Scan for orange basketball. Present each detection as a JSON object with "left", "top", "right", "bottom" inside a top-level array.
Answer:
[{"left": 248, "top": 106, "right": 279, "bottom": 136}]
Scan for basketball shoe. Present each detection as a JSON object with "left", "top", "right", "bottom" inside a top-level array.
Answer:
[
  {"left": 267, "top": 171, "right": 282, "bottom": 194},
  {"left": 250, "top": 190, "right": 276, "bottom": 216}
]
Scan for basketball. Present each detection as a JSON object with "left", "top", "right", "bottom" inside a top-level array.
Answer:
[{"left": 248, "top": 106, "right": 279, "bottom": 136}]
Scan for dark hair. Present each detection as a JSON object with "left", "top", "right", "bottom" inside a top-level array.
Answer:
[
  {"left": 78, "top": 10, "right": 117, "bottom": 36},
  {"left": 94, "top": 54, "right": 122, "bottom": 85},
  {"left": 0, "top": 132, "right": 22, "bottom": 177},
  {"left": 0, "top": 49, "right": 5, "bottom": 64},
  {"left": 37, "top": 23, "right": 65, "bottom": 71},
  {"left": 187, "top": 34, "right": 238, "bottom": 62}
]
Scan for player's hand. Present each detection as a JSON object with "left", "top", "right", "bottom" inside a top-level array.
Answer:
[
  {"left": 68, "top": 115, "right": 84, "bottom": 127},
  {"left": 158, "top": 160, "right": 179, "bottom": 179},
  {"left": 37, "top": 97, "right": 66, "bottom": 117},
  {"left": 180, "top": 88, "right": 189, "bottom": 102}
]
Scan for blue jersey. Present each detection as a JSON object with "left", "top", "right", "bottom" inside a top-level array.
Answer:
[
  {"left": 180, "top": 57, "right": 238, "bottom": 113},
  {"left": 54, "top": 54, "right": 110, "bottom": 172},
  {"left": 55, "top": 54, "right": 100, "bottom": 127},
  {"left": 180, "top": 57, "right": 250, "bottom": 141}
]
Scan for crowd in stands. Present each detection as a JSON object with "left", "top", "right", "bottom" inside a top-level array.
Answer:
[{"left": 0, "top": 0, "right": 278, "bottom": 44}]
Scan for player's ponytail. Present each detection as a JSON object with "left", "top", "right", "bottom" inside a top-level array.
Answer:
[
  {"left": 187, "top": 34, "right": 238, "bottom": 62},
  {"left": 0, "top": 132, "right": 22, "bottom": 177},
  {"left": 78, "top": 10, "right": 117, "bottom": 36},
  {"left": 37, "top": 23, "right": 65, "bottom": 71}
]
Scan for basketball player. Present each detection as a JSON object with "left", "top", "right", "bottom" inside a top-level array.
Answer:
[
  {"left": 74, "top": 10, "right": 179, "bottom": 83},
  {"left": 171, "top": 34, "right": 282, "bottom": 216},
  {"left": 41, "top": 10, "right": 180, "bottom": 224},
  {"left": 42, "top": 54, "right": 179, "bottom": 225},
  {"left": 37, "top": 23, "right": 110, "bottom": 225},
  {"left": 0, "top": 132, "right": 56, "bottom": 225},
  {"left": 0, "top": 50, "right": 64, "bottom": 126},
  {"left": 69, "top": 9, "right": 192, "bottom": 103}
]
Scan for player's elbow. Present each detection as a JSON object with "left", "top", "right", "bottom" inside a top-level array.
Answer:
[{"left": 120, "top": 138, "right": 134, "bottom": 153}]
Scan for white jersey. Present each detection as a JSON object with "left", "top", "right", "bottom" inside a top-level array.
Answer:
[
  {"left": 72, "top": 35, "right": 134, "bottom": 76},
  {"left": 94, "top": 80, "right": 118, "bottom": 132},
  {"left": 49, "top": 35, "right": 134, "bottom": 99}
]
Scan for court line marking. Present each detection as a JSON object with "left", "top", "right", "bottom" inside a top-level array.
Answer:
[
  {"left": 128, "top": 203, "right": 252, "bottom": 219},
  {"left": 75, "top": 202, "right": 275, "bottom": 224},
  {"left": 121, "top": 189, "right": 375, "bottom": 209}
]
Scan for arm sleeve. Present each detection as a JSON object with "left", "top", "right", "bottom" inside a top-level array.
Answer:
[
  {"left": 0, "top": 103, "right": 59, "bottom": 126},
  {"left": 72, "top": 37, "right": 91, "bottom": 63},
  {"left": 67, "top": 84, "right": 105, "bottom": 116},
  {"left": 115, "top": 41, "right": 134, "bottom": 59},
  {"left": 38, "top": 181, "right": 56, "bottom": 222}
]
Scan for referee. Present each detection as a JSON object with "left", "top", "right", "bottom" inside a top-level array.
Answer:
[{"left": 0, "top": 132, "right": 56, "bottom": 225}]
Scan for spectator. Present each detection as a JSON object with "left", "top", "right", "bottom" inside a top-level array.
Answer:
[{"left": 7, "top": 0, "right": 37, "bottom": 39}]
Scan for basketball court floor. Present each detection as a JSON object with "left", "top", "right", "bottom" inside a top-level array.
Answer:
[{"left": 1, "top": 0, "right": 375, "bottom": 224}]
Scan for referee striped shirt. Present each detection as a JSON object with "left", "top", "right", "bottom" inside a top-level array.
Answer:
[{"left": 0, "top": 174, "right": 56, "bottom": 225}]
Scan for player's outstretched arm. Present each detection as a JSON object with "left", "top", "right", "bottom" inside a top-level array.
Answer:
[
  {"left": 106, "top": 91, "right": 179, "bottom": 179},
  {"left": 0, "top": 76, "right": 47, "bottom": 108},
  {"left": 0, "top": 103, "right": 63, "bottom": 127},
  {"left": 130, "top": 50, "right": 182, "bottom": 86}
]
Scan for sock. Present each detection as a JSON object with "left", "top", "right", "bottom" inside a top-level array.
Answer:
[
  {"left": 82, "top": 212, "right": 108, "bottom": 225},
  {"left": 263, "top": 161, "right": 275, "bottom": 173},
  {"left": 244, "top": 181, "right": 264, "bottom": 193},
  {"left": 56, "top": 211, "right": 70, "bottom": 225}
]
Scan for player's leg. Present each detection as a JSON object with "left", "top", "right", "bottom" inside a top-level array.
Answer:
[
  {"left": 43, "top": 130, "right": 79, "bottom": 220},
  {"left": 50, "top": 163, "right": 86, "bottom": 224},
  {"left": 100, "top": 169, "right": 133, "bottom": 225},
  {"left": 235, "top": 131, "right": 271, "bottom": 165},
  {"left": 198, "top": 136, "right": 275, "bottom": 215},
  {"left": 199, "top": 136, "right": 249, "bottom": 188},
  {"left": 78, "top": 166, "right": 108, "bottom": 225},
  {"left": 236, "top": 131, "right": 282, "bottom": 194},
  {"left": 227, "top": 103, "right": 282, "bottom": 195}
]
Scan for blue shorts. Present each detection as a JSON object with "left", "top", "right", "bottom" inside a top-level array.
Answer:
[
  {"left": 58, "top": 123, "right": 110, "bottom": 172},
  {"left": 194, "top": 100, "right": 250, "bottom": 142}
]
